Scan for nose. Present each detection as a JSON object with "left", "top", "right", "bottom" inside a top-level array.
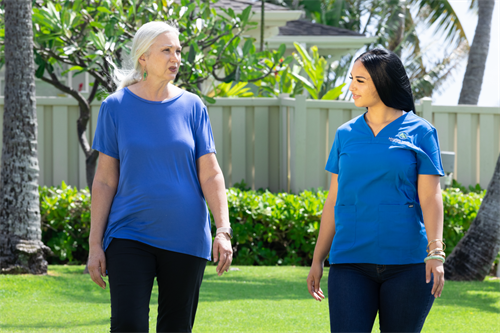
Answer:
[
  {"left": 349, "top": 81, "right": 354, "bottom": 92},
  {"left": 173, "top": 52, "right": 181, "bottom": 63}
]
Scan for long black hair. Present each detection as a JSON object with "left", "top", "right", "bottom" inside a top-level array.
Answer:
[{"left": 355, "top": 49, "right": 415, "bottom": 112}]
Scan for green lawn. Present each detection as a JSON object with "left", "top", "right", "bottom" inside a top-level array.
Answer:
[{"left": 0, "top": 265, "right": 499, "bottom": 332}]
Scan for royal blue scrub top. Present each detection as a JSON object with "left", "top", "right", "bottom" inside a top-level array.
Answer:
[{"left": 325, "top": 111, "right": 444, "bottom": 265}]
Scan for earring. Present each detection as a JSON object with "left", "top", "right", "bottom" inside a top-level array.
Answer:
[{"left": 143, "top": 70, "right": 147, "bottom": 81}]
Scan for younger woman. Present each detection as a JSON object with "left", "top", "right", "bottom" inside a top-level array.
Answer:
[{"left": 307, "top": 49, "right": 445, "bottom": 333}]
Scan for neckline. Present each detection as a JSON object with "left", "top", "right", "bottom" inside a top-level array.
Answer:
[
  {"left": 362, "top": 111, "right": 410, "bottom": 138},
  {"left": 124, "top": 86, "right": 185, "bottom": 104}
]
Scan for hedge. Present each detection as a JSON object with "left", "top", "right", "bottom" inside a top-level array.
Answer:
[{"left": 39, "top": 182, "right": 484, "bottom": 265}]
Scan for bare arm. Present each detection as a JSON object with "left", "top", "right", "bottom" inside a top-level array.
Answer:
[
  {"left": 88, "top": 152, "right": 119, "bottom": 289},
  {"left": 196, "top": 153, "right": 232, "bottom": 276},
  {"left": 307, "top": 174, "right": 339, "bottom": 301},
  {"left": 418, "top": 174, "right": 445, "bottom": 297}
]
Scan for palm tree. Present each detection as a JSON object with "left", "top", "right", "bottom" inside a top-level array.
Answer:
[
  {"left": 0, "top": 0, "right": 50, "bottom": 274},
  {"left": 444, "top": 154, "right": 500, "bottom": 280},
  {"left": 458, "top": 0, "right": 495, "bottom": 105},
  {"left": 277, "top": 0, "right": 470, "bottom": 100}
]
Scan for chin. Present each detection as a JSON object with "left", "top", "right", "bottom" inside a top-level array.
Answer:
[{"left": 353, "top": 99, "right": 364, "bottom": 108}]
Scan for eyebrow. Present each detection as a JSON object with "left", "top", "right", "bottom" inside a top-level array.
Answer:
[
  {"left": 161, "top": 44, "right": 182, "bottom": 49},
  {"left": 350, "top": 73, "right": 367, "bottom": 79}
]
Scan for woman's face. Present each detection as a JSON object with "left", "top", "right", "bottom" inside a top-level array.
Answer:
[
  {"left": 140, "top": 31, "right": 181, "bottom": 83},
  {"left": 349, "top": 60, "right": 383, "bottom": 109}
]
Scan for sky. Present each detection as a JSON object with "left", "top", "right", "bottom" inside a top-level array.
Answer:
[{"left": 432, "top": 1, "right": 500, "bottom": 107}]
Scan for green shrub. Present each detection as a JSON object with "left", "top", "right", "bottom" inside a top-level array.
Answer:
[
  {"left": 38, "top": 182, "right": 484, "bottom": 265},
  {"left": 442, "top": 187, "right": 485, "bottom": 256},
  {"left": 40, "top": 182, "right": 91, "bottom": 264},
  {"left": 216, "top": 188, "right": 326, "bottom": 265}
]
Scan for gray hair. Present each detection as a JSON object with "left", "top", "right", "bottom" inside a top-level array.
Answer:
[{"left": 114, "top": 21, "right": 179, "bottom": 91}]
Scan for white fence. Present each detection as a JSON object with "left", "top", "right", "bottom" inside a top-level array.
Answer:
[{"left": 0, "top": 96, "right": 498, "bottom": 191}]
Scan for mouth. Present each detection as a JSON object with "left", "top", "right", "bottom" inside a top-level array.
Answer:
[
  {"left": 169, "top": 67, "right": 178, "bottom": 73},
  {"left": 352, "top": 94, "right": 361, "bottom": 99}
]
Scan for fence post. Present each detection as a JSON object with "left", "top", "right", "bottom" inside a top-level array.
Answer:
[
  {"left": 278, "top": 94, "right": 289, "bottom": 192},
  {"left": 421, "top": 97, "right": 433, "bottom": 123},
  {"left": 290, "top": 95, "right": 307, "bottom": 193}
]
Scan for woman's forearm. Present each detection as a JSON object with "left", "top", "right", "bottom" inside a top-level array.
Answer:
[
  {"left": 89, "top": 181, "right": 118, "bottom": 247},
  {"left": 421, "top": 195, "right": 444, "bottom": 251},
  {"left": 418, "top": 175, "right": 444, "bottom": 251},
  {"left": 312, "top": 196, "right": 336, "bottom": 264},
  {"left": 200, "top": 172, "right": 230, "bottom": 229}
]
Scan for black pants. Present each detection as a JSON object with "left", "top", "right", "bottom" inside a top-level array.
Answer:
[{"left": 106, "top": 238, "right": 207, "bottom": 333}]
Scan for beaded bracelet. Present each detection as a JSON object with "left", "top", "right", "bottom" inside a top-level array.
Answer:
[{"left": 424, "top": 256, "right": 445, "bottom": 263}]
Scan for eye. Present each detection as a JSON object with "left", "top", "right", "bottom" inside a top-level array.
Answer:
[
  {"left": 176, "top": 50, "right": 182, "bottom": 54},
  {"left": 349, "top": 76, "right": 353, "bottom": 80}
]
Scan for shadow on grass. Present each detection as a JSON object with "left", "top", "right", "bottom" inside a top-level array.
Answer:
[
  {"left": 435, "top": 279, "right": 500, "bottom": 314},
  {"left": 40, "top": 274, "right": 111, "bottom": 304},
  {"left": 199, "top": 269, "right": 317, "bottom": 302},
  {"left": 0, "top": 318, "right": 109, "bottom": 330}
]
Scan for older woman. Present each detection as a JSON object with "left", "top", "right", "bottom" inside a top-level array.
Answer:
[
  {"left": 87, "top": 21, "right": 233, "bottom": 332},
  {"left": 307, "top": 49, "right": 445, "bottom": 332}
]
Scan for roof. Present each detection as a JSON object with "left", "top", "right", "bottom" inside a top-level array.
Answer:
[
  {"left": 173, "top": 0, "right": 290, "bottom": 11},
  {"left": 278, "top": 20, "right": 365, "bottom": 37}
]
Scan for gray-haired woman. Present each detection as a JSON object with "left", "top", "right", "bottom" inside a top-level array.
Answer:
[{"left": 87, "top": 21, "right": 233, "bottom": 332}]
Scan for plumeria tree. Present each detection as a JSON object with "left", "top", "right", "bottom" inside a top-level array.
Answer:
[{"left": 0, "top": 0, "right": 284, "bottom": 190}]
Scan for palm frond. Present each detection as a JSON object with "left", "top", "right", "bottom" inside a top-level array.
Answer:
[{"left": 410, "top": 0, "right": 468, "bottom": 47}]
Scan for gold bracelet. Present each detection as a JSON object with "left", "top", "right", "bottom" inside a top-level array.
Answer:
[
  {"left": 427, "top": 248, "right": 446, "bottom": 257},
  {"left": 427, "top": 251, "right": 446, "bottom": 258},
  {"left": 427, "top": 239, "right": 446, "bottom": 253}
]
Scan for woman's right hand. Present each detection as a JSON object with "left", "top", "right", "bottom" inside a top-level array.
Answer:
[
  {"left": 88, "top": 246, "right": 107, "bottom": 289},
  {"left": 307, "top": 261, "right": 325, "bottom": 301}
]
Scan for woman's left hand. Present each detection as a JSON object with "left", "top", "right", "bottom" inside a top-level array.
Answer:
[
  {"left": 213, "top": 233, "right": 233, "bottom": 276},
  {"left": 426, "top": 259, "right": 445, "bottom": 298}
]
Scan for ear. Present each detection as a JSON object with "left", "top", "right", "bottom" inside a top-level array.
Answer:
[{"left": 138, "top": 53, "right": 147, "bottom": 65}]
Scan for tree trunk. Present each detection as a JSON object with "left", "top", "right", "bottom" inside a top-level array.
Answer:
[
  {"left": 0, "top": 0, "right": 51, "bottom": 275},
  {"left": 458, "top": 0, "right": 495, "bottom": 105},
  {"left": 444, "top": 154, "right": 500, "bottom": 280},
  {"left": 388, "top": 0, "right": 406, "bottom": 57}
]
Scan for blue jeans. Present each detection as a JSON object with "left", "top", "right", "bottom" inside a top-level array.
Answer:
[{"left": 328, "top": 263, "right": 434, "bottom": 333}]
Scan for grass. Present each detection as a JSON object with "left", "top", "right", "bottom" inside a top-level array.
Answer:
[{"left": 0, "top": 265, "right": 499, "bottom": 332}]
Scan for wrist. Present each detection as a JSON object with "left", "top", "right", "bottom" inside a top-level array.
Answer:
[
  {"left": 312, "top": 257, "right": 326, "bottom": 266},
  {"left": 216, "top": 226, "right": 233, "bottom": 239}
]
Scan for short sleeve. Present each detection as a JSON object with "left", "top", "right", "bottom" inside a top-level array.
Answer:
[
  {"left": 194, "top": 107, "right": 216, "bottom": 160},
  {"left": 417, "top": 128, "right": 444, "bottom": 176},
  {"left": 325, "top": 130, "right": 341, "bottom": 174},
  {"left": 92, "top": 102, "right": 119, "bottom": 159}
]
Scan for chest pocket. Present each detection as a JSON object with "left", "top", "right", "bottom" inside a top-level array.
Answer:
[
  {"left": 378, "top": 204, "right": 420, "bottom": 250},
  {"left": 333, "top": 205, "right": 356, "bottom": 250}
]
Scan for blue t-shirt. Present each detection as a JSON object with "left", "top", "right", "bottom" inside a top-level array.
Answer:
[
  {"left": 325, "top": 111, "right": 444, "bottom": 265},
  {"left": 92, "top": 87, "right": 216, "bottom": 260}
]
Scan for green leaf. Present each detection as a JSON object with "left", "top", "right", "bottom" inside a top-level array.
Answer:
[
  {"left": 293, "top": 42, "right": 312, "bottom": 67},
  {"left": 321, "top": 83, "right": 345, "bottom": 100},
  {"left": 61, "top": 66, "right": 85, "bottom": 76},
  {"left": 289, "top": 72, "right": 317, "bottom": 99},
  {"left": 240, "top": 5, "right": 252, "bottom": 24},
  {"left": 202, "top": 95, "right": 216, "bottom": 104},
  {"left": 97, "top": 6, "right": 113, "bottom": 14},
  {"left": 35, "top": 63, "right": 46, "bottom": 79},
  {"left": 89, "top": 21, "right": 105, "bottom": 29},
  {"left": 242, "top": 39, "right": 253, "bottom": 56},
  {"left": 277, "top": 44, "right": 286, "bottom": 59},
  {"left": 187, "top": 43, "right": 196, "bottom": 64}
]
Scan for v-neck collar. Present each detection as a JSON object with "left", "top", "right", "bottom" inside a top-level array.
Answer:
[{"left": 361, "top": 111, "right": 409, "bottom": 138}]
